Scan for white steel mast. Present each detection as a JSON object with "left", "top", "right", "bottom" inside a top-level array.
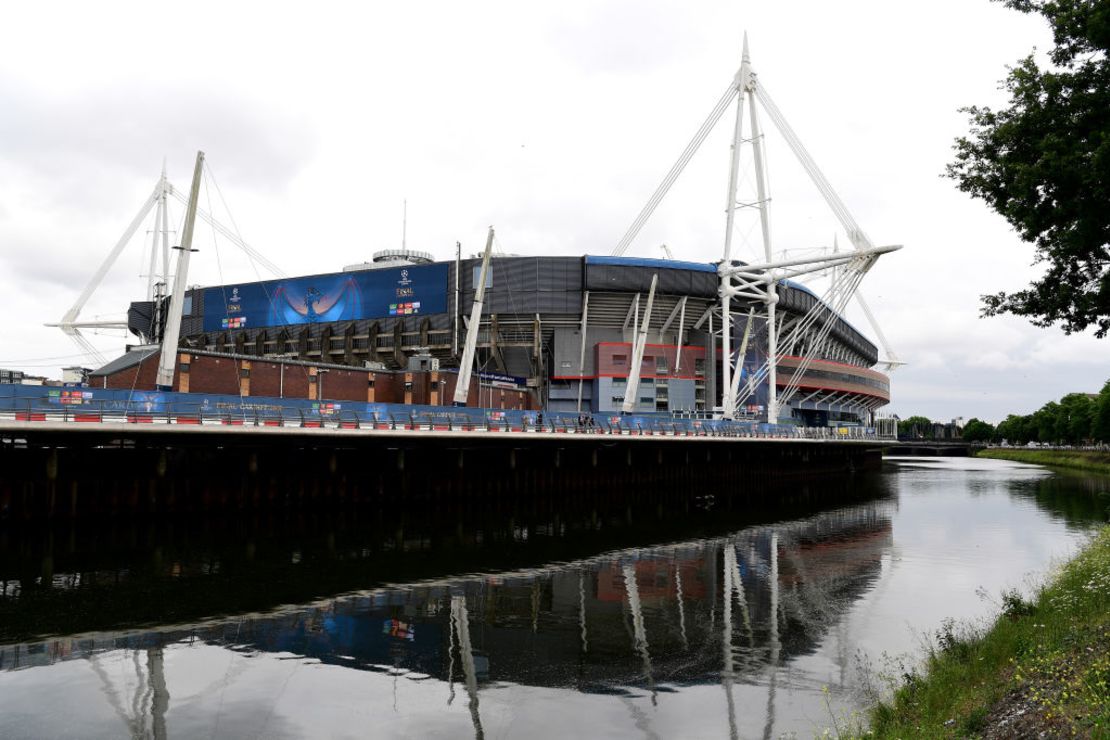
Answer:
[
  {"left": 454, "top": 226, "right": 495, "bottom": 406},
  {"left": 155, "top": 151, "right": 205, "bottom": 391},
  {"left": 611, "top": 34, "right": 902, "bottom": 423},
  {"left": 622, "top": 274, "right": 658, "bottom": 414}
]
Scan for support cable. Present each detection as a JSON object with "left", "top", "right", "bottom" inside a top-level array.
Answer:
[
  {"left": 612, "top": 81, "right": 740, "bottom": 257},
  {"left": 753, "top": 83, "right": 872, "bottom": 251}
]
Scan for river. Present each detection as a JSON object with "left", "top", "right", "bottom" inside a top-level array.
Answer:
[{"left": 0, "top": 457, "right": 1105, "bottom": 738}]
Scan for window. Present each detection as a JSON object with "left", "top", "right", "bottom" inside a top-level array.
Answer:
[{"left": 613, "top": 354, "right": 627, "bottom": 365}]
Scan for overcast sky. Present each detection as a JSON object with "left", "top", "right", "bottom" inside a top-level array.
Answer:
[{"left": 1, "top": 0, "right": 1106, "bottom": 423}]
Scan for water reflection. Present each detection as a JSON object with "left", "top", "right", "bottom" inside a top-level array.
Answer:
[
  {"left": 1, "top": 498, "right": 893, "bottom": 739},
  {"left": 0, "top": 460, "right": 1104, "bottom": 738}
]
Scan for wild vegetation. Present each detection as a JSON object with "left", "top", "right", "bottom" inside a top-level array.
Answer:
[
  {"left": 867, "top": 526, "right": 1110, "bottom": 737},
  {"left": 976, "top": 447, "right": 1110, "bottom": 476}
]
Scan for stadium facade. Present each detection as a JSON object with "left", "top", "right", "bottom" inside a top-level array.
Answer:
[{"left": 120, "top": 249, "right": 890, "bottom": 426}]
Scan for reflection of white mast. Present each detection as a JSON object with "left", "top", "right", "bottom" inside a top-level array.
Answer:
[
  {"left": 87, "top": 647, "right": 169, "bottom": 740},
  {"left": 622, "top": 564, "right": 656, "bottom": 704},
  {"left": 730, "top": 544, "right": 753, "bottom": 644},
  {"left": 722, "top": 547, "right": 738, "bottom": 740},
  {"left": 762, "top": 532, "right": 780, "bottom": 740},
  {"left": 579, "top": 571, "right": 589, "bottom": 654},
  {"left": 675, "top": 563, "right": 688, "bottom": 651},
  {"left": 451, "top": 595, "right": 484, "bottom": 739},
  {"left": 447, "top": 603, "right": 457, "bottom": 706}
]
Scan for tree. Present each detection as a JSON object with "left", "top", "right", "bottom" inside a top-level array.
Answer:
[
  {"left": 997, "top": 414, "right": 1033, "bottom": 444},
  {"left": 1034, "top": 401, "right": 1062, "bottom": 443},
  {"left": 962, "top": 417, "right": 996, "bottom": 442},
  {"left": 946, "top": 0, "right": 1110, "bottom": 337},
  {"left": 1092, "top": 380, "right": 1110, "bottom": 441},
  {"left": 898, "top": 415, "right": 933, "bottom": 439},
  {"left": 1058, "top": 392, "right": 1095, "bottom": 443}
]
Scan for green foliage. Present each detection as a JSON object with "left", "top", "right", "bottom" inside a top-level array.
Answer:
[
  {"left": 984, "top": 379, "right": 1109, "bottom": 444},
  {"left": 962, "top": 417, "right": 996, "bottom": 442},
  {"left": 977, "top": 447, "right": 1110, "bottom": 475},
  {"left": 1001, "top": 588, "right": 1037, "bottom": 618},
  {"left": 1093, "top": 381, "right": 1110, "bottom": 441},
  {"left": 898, "top": 415, "right": 933, "bottom": 439},
  {"left": 946, "top": 0, "right": 1110, "bottom": 337},
  {"left": 995, "top": 413, "right": 1029, "bottom": 443}
]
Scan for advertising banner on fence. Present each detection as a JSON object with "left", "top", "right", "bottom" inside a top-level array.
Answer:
[{"left": 201, "top": 264, "right": 449, "bottom": 333}]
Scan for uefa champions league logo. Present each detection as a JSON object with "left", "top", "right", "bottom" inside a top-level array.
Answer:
[{"left": 398, "top": 269, "right": 412, "bottom": 286}]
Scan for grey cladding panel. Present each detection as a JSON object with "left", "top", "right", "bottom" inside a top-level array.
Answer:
[
  {"left": 127, "top": 301, "right": 155, "bottom": 337},
  {"left": 460, "top": 256, "right": 583, "bottom": 315},
  {"left": 585, "top": 264, "right": 717, "bottom": 298},
  {"left": 776, "top": 284, "right": 878, "bottom": 365}
]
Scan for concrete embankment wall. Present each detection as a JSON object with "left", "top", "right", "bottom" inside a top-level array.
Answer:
[{"left": 0, "top": 429, "right": 880, "bottom": 520}]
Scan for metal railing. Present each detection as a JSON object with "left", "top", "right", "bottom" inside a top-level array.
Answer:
[{"left": 0, "top": 393, "right": 894, "bottom": 441}]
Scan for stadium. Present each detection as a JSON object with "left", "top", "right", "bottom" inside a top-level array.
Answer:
[
  {"left": 82, "top": 48, "right": 897, "bottom": 428},
  {"left": 106, "top": 246, "right": 890, "bottom": 426}
]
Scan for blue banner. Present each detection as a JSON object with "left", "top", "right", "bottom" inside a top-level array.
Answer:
[{"left": 201, "top": 264, "right": 449, "bottom": 332}]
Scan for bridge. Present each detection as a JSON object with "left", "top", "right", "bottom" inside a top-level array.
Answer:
[{"left": 883, "top": 440, "right": 983, "bottom": 456}]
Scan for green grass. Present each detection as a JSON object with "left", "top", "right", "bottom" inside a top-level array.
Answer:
[
  {"left": 864, "top": 525, "right": 1110, "bottom": 737},
  {"left": 975, "top": 447, "right": 1110, "bottom": 476}
]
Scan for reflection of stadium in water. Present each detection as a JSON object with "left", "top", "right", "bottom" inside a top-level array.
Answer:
[
  {"left": 0, "top": 500, "right": 893, "bottom": 698},
  {"left": 3, "top": 459, "right": 1102, "bottom": 738}
]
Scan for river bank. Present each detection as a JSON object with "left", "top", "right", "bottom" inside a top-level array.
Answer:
[
  {"left": 866, "top": 521, "right": 1110, "bottom": 737},
  {"left": 975, "top": 447, "right": 1110, "bottom": 476}
]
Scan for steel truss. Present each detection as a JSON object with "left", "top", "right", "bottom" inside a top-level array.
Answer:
[
  {"left": 611, "top": 35, "right": 901, "bottom": 422},
  {"left": 48, "top": 163, "right": 284, "bottom": 366}
]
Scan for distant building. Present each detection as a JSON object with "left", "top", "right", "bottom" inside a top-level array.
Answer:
[
  {"left": 0, "top": 368, "right": 24, "bottom": 385},
  {"left": 62, "top": 366, "right": 91, "bottom": 384}
]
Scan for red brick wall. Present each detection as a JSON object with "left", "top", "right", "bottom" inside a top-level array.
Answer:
[
  {"left": 102, "top": 354, "right": 164, "bottom": 390},
  {"left": 438, "top": 373, "right": 532, "bottom": 410},
  {"left": 96, "top": 353, "right": 532, "bottom": 409},
  {"left": 184, "top": 355, "right": 242, "bottom": 395},
  {"left": 277, "top": 366, "right": 311, "bottom": 400},
  {"left": 315, "top": 368, "right": 374, "bottom": 403},
  {"left": 247, "top": 362, "right": 286, "bottom": 398},
  {"left": 371, "top": 373, "right": 402, "bottom": 404}
]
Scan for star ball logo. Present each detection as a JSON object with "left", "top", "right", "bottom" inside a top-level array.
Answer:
[{"left": 396, "top": 268, "right": 415, "bottom": 298}]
